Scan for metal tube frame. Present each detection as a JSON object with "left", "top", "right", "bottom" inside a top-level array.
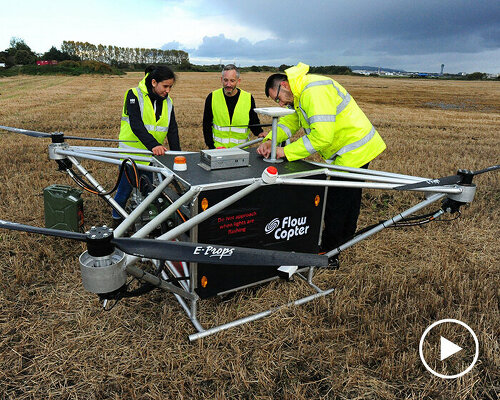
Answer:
[
  {"left": 57, "top": 148, "right": 164, "bottom": 171},
  {"left": 53, "top": 145, "right": 465, "bottom": 340},
  {"left": 188, "top": 288, "right": 335, "bottom": 341},
  {"left": 307, "top": 160, "right": 430, "bottom": 182},
  {"left": 65, "top": 155, "right": 128, "bottom": 218},
  {"left": 276, "top": 177, "right": 462, "bottom": 194},
  {"left": 234, "top": 137, "right": 264, "bottom": 149},
  {"left": 263, "top": 116, "right": 283, "bottom": 164},
  {"left": 324, "top": 193, "right": 446, "bottom": 259},
  {"left": 113, "top": 173, "right": 174, "bottom": 237}
]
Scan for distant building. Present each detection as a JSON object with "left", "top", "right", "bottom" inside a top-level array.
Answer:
[
  {"left": 36, "top": 60, "right": 58, "bottom": 66},
  {"left": 352, "top": 70, "right": 371, "bottom": 75}
]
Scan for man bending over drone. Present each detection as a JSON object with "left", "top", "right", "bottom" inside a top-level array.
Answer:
[{"left": 257, "top": 62, "right": 386, "bottom": 268}]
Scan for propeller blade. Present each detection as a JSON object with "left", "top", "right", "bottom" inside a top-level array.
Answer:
[
  {"left": 0, "top": 219, "right": 327, "bottom": 267},
  {"left": 0, "top": 125, "right": 50, "bottom": 138},
  {"left": 0, "top": 219, "right": 86, "bottom": 241},
  {"left": 395, "top": 174, "right": 461, "bottom": 191},
  {"left": 472, "top": 164, "right": 500, "bottom": 175},
  {"left": 112, "top": 237, "right": 327, "bottom": 267},
  {"left": 0, "top": 125, "right": 137, "bottom": 143},
  {"left": 396, "top": 164, "right": 500, "bottom": 191}
]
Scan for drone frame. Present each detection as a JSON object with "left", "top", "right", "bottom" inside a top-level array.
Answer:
[{"left": 42, "top": 134, "right": 476, "bottom": 341}]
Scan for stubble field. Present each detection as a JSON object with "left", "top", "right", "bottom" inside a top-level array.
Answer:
[{"left": 0, "top": 72, "right": 498, "bottom": 399}]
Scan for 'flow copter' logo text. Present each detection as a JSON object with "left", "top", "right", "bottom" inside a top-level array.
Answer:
[{"left": 265, "top": 216, "right": 310, "bottom": 241}]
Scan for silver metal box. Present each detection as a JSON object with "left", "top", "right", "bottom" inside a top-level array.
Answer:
[{"left": 199, "top": 148, "right": 250, "bottom": 170}]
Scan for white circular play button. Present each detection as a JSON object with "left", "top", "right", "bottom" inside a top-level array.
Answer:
[
  {"left": 440, "top": 336, "right": 462, "bottom": 361},
  {"left": 419, "top": 319, "right": 479, "bottom": 379}
]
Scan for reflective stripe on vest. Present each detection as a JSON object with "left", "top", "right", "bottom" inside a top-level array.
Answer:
[
  {"left": 135, "top": 86, "right": 172, "bottom": 132},
  {"left": 119, "top": 141, "right": 145, "bottom": 151},
  {"left": 298, "top": 80, "right": 351, "bottom": 127},
  {"left": 211, "top": 88, "right": 251, "bottom": 148},
  {"left": 278, "top": 124, "right": 293, "bottom": 138},
  {"left": 212, "top": 124, "right": 248, "bottom": 134},
  {"left": 302, "top": 135, "right": 317, "bottom": 155},
  {"left": 303, "top": 80, "right": 352, "bottom": 116},
  {"left": 121, "top": 115, "right": 169, "bottom": 133},
  {"left": 326, "top": 126, "right": 377, "bottom": 163},
  {"left": 212, "top": 135, "right": 248, "bottom": 145}
]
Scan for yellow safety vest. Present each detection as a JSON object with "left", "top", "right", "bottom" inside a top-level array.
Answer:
[
  {"left": 269, "top": 63, "right": 386, "bottom": 167},
  {"left": 119, "top": 75, "right": 172, "bottom": 164},
  {"left": 211, "top": 88, "right": 251, "bottom": 148}
]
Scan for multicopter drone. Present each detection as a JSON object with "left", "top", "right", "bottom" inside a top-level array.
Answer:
[{"left": 0, "top": 107, "right": 497, "bottom": 341}]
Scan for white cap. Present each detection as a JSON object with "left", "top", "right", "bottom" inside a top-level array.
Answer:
[{"left": 261, "top": 166, "right": 278, "bottom": 184}]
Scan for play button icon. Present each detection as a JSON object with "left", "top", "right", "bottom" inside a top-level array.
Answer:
[
  {"left": 419, "top": 319, "right": 479, "bottom": 379},
  {"left": 440, "top": 336, "right": 462, "bottom": 361}
]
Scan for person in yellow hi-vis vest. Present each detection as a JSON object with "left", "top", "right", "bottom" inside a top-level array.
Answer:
[
  {"left": 257, "top": 62, "right": 386, "bottom": 268},
  {"left": 112, "top": 65, "right": 181, "bottom": 227},
  {"left": 203, "top": 64, "right": 267, "bottom": 149}
]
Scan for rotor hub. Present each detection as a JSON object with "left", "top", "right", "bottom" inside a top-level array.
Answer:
[
  {"left": 51, "top": 132, "right": 65, "bottom": 143},
  {"left": 457, "top": 169, "right": 474, "bottom": 185},
  {"left": 86, "top": 226, "right": 115, "bottom": 257}
]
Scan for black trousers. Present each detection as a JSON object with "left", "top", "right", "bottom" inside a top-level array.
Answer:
[{"left": 321, "top": 163, "right": 369, "bottom": 251}]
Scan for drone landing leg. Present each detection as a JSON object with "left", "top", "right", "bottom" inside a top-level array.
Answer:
[
  {"left": 296, "top": 269, "right": 324, "bottom": 293},
  {"left": 188, "top": 288, "right": 335, "bottom": 342},
  {"left": 173, "top": 293, "right": 205, "bottom": 333}
]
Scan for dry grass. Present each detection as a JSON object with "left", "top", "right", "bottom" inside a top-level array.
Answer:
[{"left": 0, "top": 72, "right": 498, "bottom": 399}]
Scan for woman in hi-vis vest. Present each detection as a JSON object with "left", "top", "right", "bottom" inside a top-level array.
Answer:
[{"left": 112, "top": 66, "right": 181, "bottom": 227}]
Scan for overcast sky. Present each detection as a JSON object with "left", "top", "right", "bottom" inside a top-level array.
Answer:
[{"left": 1, "top": 0, "right": 499, "bottom": 73}]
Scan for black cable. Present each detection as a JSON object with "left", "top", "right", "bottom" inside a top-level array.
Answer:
[
  {"left": 396, "top": 211, "right": 437, "bottom": 222},
  {"left": 352, "top": 208, "right": 459, "bottom": 238},
  {"left": 392, "top": 217, "right": 435, "bottom": 227},
  {"left": 122, "top": 158, "right": 139, "bottom": 190},
  {"left": 99, "top": 158, "right": 139, "bottom": 196},
  {"left": 434, "top": 211, "right": 461, "bottom": 222},
  {"left": 138, "top": 173, "right": 153, "bottom": 195},
  {"left": 67, "top": 158, "right": 140, "bottom": 197},
  {"left": 67, "top": 168, "right": 101, "bottom": 194}
]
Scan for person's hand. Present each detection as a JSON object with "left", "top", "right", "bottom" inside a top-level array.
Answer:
[
  {"left": 275, "top": 147, "right": 285, "bottom": 159},
  {"left": 152, "top": 145, "right": 168, "bottom": 156},
  {"left": 257, "top": 142, "right": 285, "bottom": 159},
  {"left": 257, "top": 141, "right": 272, "bottom": 158},
  {"left": 258, "top": 131, "right": 268, "bottom": 138}
]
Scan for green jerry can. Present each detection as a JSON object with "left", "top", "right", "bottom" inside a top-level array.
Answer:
[{"left": 43, "top": 184, "right": 84, "bottom": 232}]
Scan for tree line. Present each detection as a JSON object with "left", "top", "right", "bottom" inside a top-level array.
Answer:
[
  {"left": 60, "top": 41, "right": 189, "bottom": 66},
  {"left": 0, "top": 38, "right": 189, "bottom": 69}
]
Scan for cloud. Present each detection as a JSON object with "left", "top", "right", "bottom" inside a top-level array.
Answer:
[
  {"left": 3, "top": 0, "right": 497, "bottom": 72},
  {"left": 183, "top": 0, "right": 500, "bottom": 72},
  {"left": 191, "top": 35, "right": 307, "bottom": 63},
  {"left": 161, "top": 41, "right": 183, "bottom": 51}
]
